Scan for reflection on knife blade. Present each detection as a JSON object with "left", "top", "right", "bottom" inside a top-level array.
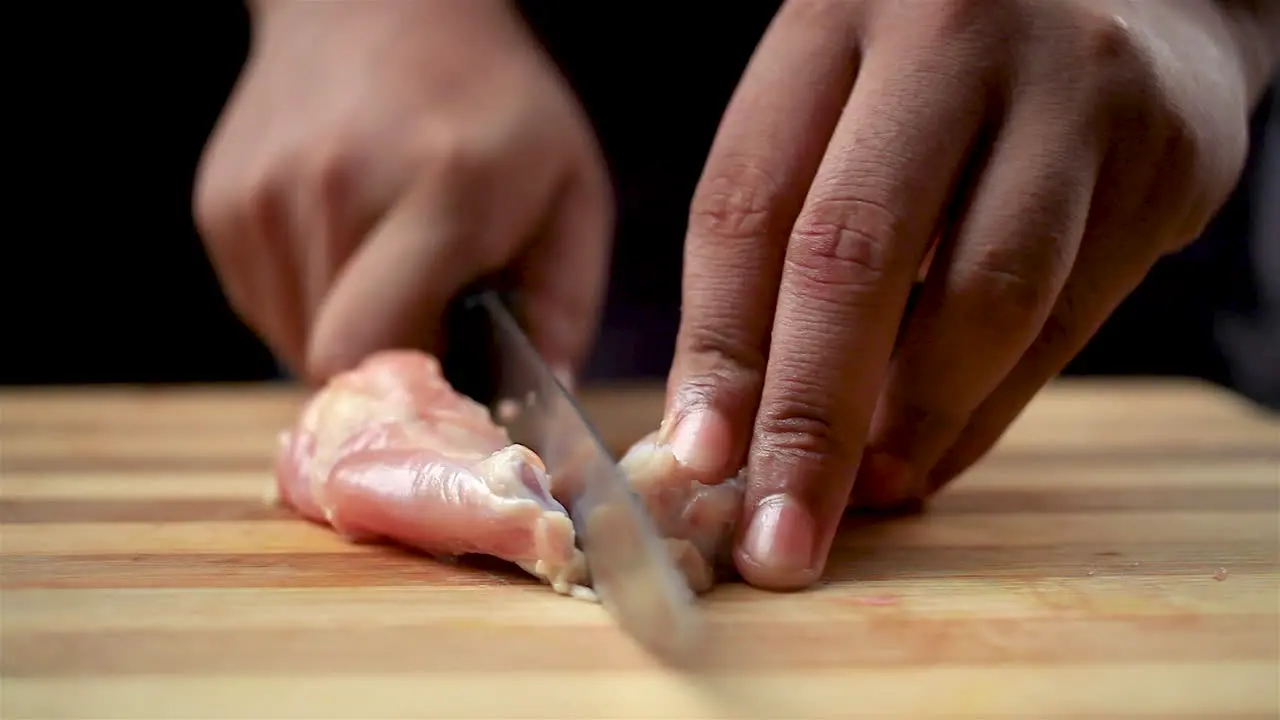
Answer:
[{"left": 469, "top": 291, "right": 705, "bottom": 660}]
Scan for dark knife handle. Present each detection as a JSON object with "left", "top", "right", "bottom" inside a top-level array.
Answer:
[
  {"left": 441, "top": 282, "right": 498, "bottom": 407},
  {"left": 441, "top": 280, "right": 528, "bottom": 409}
]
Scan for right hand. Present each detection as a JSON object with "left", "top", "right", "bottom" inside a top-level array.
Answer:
[{"left": 194, "top": 0, "right": 613, "bottom": 385}]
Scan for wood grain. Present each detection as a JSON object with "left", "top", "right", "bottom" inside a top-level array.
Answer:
[{"left": 1, "top": 378, "right": 1278, "bottom": 719}]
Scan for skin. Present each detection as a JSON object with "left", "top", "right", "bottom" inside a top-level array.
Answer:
[
  {"left": 196, "top": 0, "right": 1280, "bottom": 591},
  {"left": 195, "top": 0, "right": 612, "bottom": 387},
  {"left": 663, "top": 0, "right": 1280, "bottom": 589}
]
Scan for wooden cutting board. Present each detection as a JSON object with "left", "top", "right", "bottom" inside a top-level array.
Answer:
[{"left": 2, "top": 378, "right": 1278, "bottom": 719}]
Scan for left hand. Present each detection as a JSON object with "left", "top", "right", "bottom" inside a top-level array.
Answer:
[{"left": 662, "top": 0, "right": 1271, "bottom": 589}]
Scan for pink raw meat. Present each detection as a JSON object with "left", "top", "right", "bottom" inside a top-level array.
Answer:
[
  {"left": 618, "top": 430, "right": 744, "bottom": 592},
  {"left": 273, "top": 350, "right": 589, "bottom": 597},
  {"left": 272, "top": 349, "right": 745, "bottom": 597}
]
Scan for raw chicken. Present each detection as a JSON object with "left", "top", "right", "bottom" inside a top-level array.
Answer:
[
  {"left": 272, "top": 349, "right": 744, "bottom": 598},
  {"left": 273, "top": 350, "right": 589, "bottom": 597},
  {"left": 617, "top": 432, "right": 744, "bottom": 593}
]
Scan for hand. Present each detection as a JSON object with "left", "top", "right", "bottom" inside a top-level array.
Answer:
[
  {"left": 195, "top": 0, "right": 611, "bottom": 385},
  {"left": 664, "top": 0, "right": 1275, "bottom": 589}
]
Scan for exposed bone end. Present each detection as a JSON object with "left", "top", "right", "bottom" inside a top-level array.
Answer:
[{"left": 514, "top": 503, "right": 590, "bottom": 599}]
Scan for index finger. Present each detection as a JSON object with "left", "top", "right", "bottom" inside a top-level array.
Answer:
[
  {"left": 737, "top": 29, "right": 991, "bottom": 589},
  {"left": 307, "top": 145, "right": 560, "bottom": 382},
  {"left": 662, "top": 2, "right": 862, "bottom": 481}
]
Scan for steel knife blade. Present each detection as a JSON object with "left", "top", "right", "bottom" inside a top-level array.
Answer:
[{"left": 444, "top": 288, "right": 701, "bottom": 661}]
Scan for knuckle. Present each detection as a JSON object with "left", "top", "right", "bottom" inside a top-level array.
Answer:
[
  {"left": 243, "top": 171, "right": 292, "bottom": 234},
  {"left": 431, "top": 140, "right": 486, "bottom": 183},
  {"left": 675, "top": 323, "right": 768, "bottom": 420},
  {"left": 191, "top": 181, "right": 230, "bottom": 245},
  {"left": 409, "top": 127, "right": 492, "bottom": 196},
  {"left": 1022, "top": 11, "right": 1148, "bottom": 134},
  {"left": 192, "top": 165, "right": 243, "bottom": 244},
  {"left": 682, "top": 322, "right": 768, "bottom": 383},
  {"left": 689, "top": 158, "right": 788, "bottom": 243},
  {"left": 787, "top": 195, "right": 899, "bottom": 293},
  {"left": 931, "top": 0, "right": 1004, "bottom": 37},
  {"left": 1079, "top": 11, "right": 1142, "bottom": 72},
  {"left": 194, "top": 165, "right": 284, "bottom": 249},
  {"left": 298, "top": 137, "right": 359, "bottom": 210},
  {"left": 1160, "top": 115, "right": 1200, "bottom": 168},
  {"left": 1074, "top": 12, "right": 1158, "bottom": 116},
  {"left": 960, "top": 256, "right": 1058, "bottom": 331},
  {"left": 191, "top": 155, "right": 294, "bottom": 324},
  {"left": 756, "top": 392, "right": 848, "bottom": 467},
  {"left": 1033, "top": 290, "right": 1088, "bottom": 356},
  {"left": 1150, "top": 114, "right": 1216, "bottom": 212}
]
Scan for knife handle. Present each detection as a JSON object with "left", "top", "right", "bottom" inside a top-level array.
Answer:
[{"left": 441, "top": 280, "right": 526, "bottom": 408}]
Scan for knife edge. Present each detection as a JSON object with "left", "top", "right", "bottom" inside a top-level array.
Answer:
[{"left": 445, "top": 287, "right": 701, "bottom": 661}]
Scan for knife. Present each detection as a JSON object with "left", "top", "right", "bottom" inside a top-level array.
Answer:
[{"left": 442, "top": 287, "right": 701, "bottom": 662}]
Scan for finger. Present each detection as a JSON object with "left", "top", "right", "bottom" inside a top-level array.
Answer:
[
  {"left": 915, "top": 19, "right": 1248, "bottom": 495},
  {"left": 511, "top": 155, "right": 614, "bottom": 390},
  {"left": 925, "top": 248, "right": 1156, "bottom": 492},
  {"left": 305, "top": 159, "right": 555, "bottom": 384},
  {"left": 852, "top": 98, "right": 1104, "bottom": 509},
  {"left": 664, "top": 1, "right": 863, "bottom": 481},
  {"left": 195, "top": 172, "right": 309, "bottom": 375},
  {"left": 290, "top": 143, "right": 397, "bottom": 329},
  {"left": 738, "top": 33, "right": 991, "bottom": 589},
  {"left": 925, "top": 157, "right": 1187, "bottom": 492},
  {"left": 256, "top": 197, "right": 310, "bottom": 374}
]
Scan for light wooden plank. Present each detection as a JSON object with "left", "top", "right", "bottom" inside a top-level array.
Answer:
[
  {"left": 5, "top": 664, "right": 1277, "bottom": 718},
  {"left": 5, "top": 575, "right": 1278, "bottom": 633},
  {"left": 3, "top": 460, "right": 1276, "bottom": 502},
  {"left": 1, "top": 512, "right": 1274, "bottom": 557}
]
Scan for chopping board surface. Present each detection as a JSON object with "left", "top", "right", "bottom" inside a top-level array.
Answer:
[{"left": 1, "top": 378, "right": 1278, "bottom": 718}]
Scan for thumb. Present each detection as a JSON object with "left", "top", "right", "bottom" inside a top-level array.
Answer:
[{"left": 511, "top": 163, "right": 614, "bottom": 390}]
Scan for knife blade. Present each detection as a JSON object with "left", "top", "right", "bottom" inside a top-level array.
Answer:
[{"left": 443, "top": 287, "right": 701, "bottom": 662}]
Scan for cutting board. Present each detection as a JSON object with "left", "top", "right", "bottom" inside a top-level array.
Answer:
[{"left": 2, "top": 378, "right": 1278, "bottom": 718}]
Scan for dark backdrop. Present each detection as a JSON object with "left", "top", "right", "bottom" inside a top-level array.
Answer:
[{"left": 6, "top": 3, "right": 1276, "bottom": 410}]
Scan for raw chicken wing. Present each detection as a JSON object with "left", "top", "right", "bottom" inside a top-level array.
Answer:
[
  {"left": 272, "top": 349, "right": 745, "bottom": 597},
  {"left": 273, "top": 350, "right": 589, "bottom": 597}
]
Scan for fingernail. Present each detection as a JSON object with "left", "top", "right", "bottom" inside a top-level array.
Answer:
[
  {"left": 854, "top": 452, "right": 917, "bottom": 508},
  {"left": 666, "top": 407, "right": 731, "bottom": 474},
  {"left": 742, "top": 494, "right": 816, "bottom": 578}
]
